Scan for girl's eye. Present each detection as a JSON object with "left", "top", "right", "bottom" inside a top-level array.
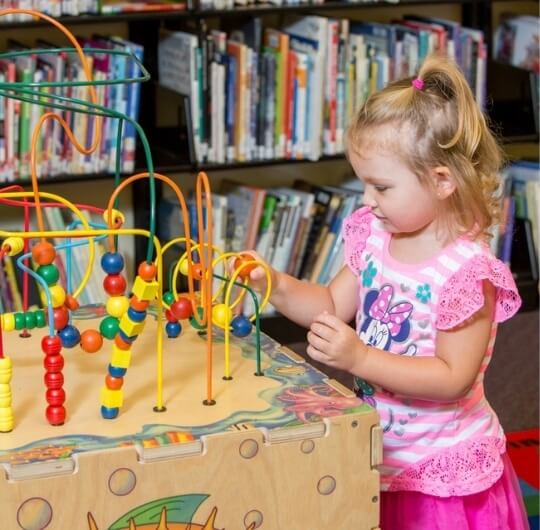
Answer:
[{"left": 375, "top": 185, "right": 388, "bottom": 192}]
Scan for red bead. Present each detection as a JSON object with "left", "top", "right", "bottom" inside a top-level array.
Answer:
[
  {"left": 114, "top": 334, "right": 131, "bottom": 351},
  {"left": 46, "top": 388, "right": 66, "bottom": 406},
  {"left": 234, "top": 252, "right": 258, "bottom": 279},
  {"left": 165, "top": 309, "right": 177, "bottom": 323},
  {"left": 80, "top": 329, "right": 103, "bottom": 353},
  {"left": 64, "top": 294, "right": 80, "bottom": 311},
  {"left": 44, "top": 371, "right": 64, "bottom": 389},
  {"left": 130, "top": 295, "right": 149, "bottom": 312},
  {"left": 191, "top": 263, "right": 204, "bottom": 280},
  {"left": 138, "top": 261, "right": 157, "bottom": 281},
  {"left": 44, "top": 354, "right": 64, "bottom": 372},
  {"left": 48, "top": 306, "right": 69, "bottom": 331},
  {"left": 105, "top": 374, "right": 123, "bottom": 390},
  {"left": 32, "top": 241, "right": 56, "bottom": 266},
  {"left": 41, "top": 335, "right": 62, "bottom": 355},
  {"left": 103, "top": 274, "right": 127, "bottom": 296},
  {"left": 46, "top": 405, "right": 66, "bottom": 425},
  {"left": 170, "top": 297, "right": 193, "bottom": 320}
]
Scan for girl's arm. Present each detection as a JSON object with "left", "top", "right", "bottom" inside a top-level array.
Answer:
[{"left": 308, "top": 281, "right": 496, "bottom": 402}]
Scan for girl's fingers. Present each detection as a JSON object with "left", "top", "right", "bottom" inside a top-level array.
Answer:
[
  {"left": 310, "top": 322, "right": 333, "bottom": 341},
  {"left": 306, "top": 344, "right": 330, "bottom": 364}
]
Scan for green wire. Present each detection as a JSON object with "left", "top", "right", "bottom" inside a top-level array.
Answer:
[{"left": 0, "top": 46, "right": 156, "bottom": 263}]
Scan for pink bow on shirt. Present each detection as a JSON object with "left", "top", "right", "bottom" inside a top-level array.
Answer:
[{"left": 369, "top": 285, "right": 413, "bottom": 336}]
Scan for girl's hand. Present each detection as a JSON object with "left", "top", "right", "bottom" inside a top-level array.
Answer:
[
  {"left": 229, "top": 251, "right": 276, "bottom": 295},
  {"left": 306, "top": 312, "right": 368, "bottom": 373}
]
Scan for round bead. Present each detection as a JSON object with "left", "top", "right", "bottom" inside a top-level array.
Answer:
[
  {"left": 46, "top": 388, "right": 66, "bottom": 406},
  {"left": 170, "top": 297, "right": 193, "bottom": 320},
  {"left": 2, "top": 237, "right": 24, "bottom": 256},
  {"left": 35, "top": 310, "right": 46, "bottom": 328},
  {"left": 130, "top": 296, "right": 149, "bottom": 312},
  {"left": 14, "top": 313, "right": 25, "bottom": 330},
  {"left": 58, "top": 325, "right": 81, "bottom": 348},
  {"left": 99, "top": 316, "right": 119, "bottom": 340},
  {"left": 165, "top": 309, "right": 177, "bottom": 323},
  {"left": 44, "top": 354, "right": 64, "bottom": 372},
  {"left": 179, "top": 258, "right": 189, "bottom": 276},
  {"left": 191, "top": 263, "right": 204, "bottom": 280},
  {"left": 1, "top": 313, "right": 15, "bottom": 332},
  {"left": 108, "top": 364, "right": 127, "bottom": 378},
  {"left": 166, "top": 321, "right": 181, "bottom": 338},
  {"left": 138, "top": 261, "right": 156, "bottom": 281},
  {"left": 105, "top": 374, "right": 123, "bottom": 390},
  {"left": 32, "top": 241, "right": 56, "bottom": 266},
  {"left": 49, "top": 284, "right": 66, "bottom": 308},
  {"left": 189, "top": 307, "right": 206, "bottom": 330},
  {"left": 100, "top": 252, "right": 125, "bottom": 274},
  {"left": 46, "top": 405, "right": 66, "bottom": 425},
  {"left": 41, "top": 335, "right": 62, "bottom": 355},
  {"left": 114, "top": 334, "right": 132, "bottom": 351},
  {"left": 212, "top": 303, "right": 233, "bottom": 327},
  {"left": 44, "top": 371, "right": 64, "bottom": 389},
  {"left": 101, "top": 406, "right": 119, "bottom": 419},
  {"left": 24, "top": 312, "right": 37, "bottom": 329},
  {"left": 127, "top": 307, "right": 146, "bottom": 322},
  {"left": 163, "top": 291, "right": 175, "bottom": 306},
  {"left": 231, "top": 314, "right": 253, "bottom": 338},
  {"left": 103, "top": 274, "right": 127, "bottom": 296},
  {"left": 48, "top": 306, "right": 69, "bottom": 331},
  {"left": 80, "top": 329, "right": 103, "bottom": 353},
  {"left": 234, "top": 252, "right": 258, "bottom": 279},
  {"left": 36, "top": 264, "right": 60, "bottom": 286},
  {"left": 106, "top": 296, "right": 129, "bottom": 318},
  {"left": 64, "top": 294, "right": 80, "bottom": 311}
]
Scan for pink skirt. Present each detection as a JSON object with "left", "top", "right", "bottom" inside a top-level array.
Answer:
[{"left": 380, "top": 453, "right": 529, "bottom": 530}]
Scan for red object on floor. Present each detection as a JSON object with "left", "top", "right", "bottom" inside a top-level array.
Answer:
[{"left": 506, "top": 428, "right": 539, "bottom": 489}]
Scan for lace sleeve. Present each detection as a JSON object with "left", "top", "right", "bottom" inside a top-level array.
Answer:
[
  {"left": 342, "top": 206, "right": 373, "bottom": 276},
  {"left": 436, "top": 253, "right": 522, "bottom": 330}
]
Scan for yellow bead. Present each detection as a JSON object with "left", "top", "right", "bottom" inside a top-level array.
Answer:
[
  {"left": 111, "top": 345, "right": 132, "bottom": 369},
  {"left": 49, "top": 285, "right": 66, "bottom": 308},
  {"left": 212, "top": 303, "right": 233, "bottom": 327},
  {"left": 106, "top": 296, "right": 129, "bottom": 318},
  {"left": 131, "top": 276, "right": 159, "bottom": 302},
  {"left": 0, "top": 407, "right": 14, "bottom": 432},
  {"left": 0, "top": 357, "right": 12, "bottom": 384},
  {"left": 100, "top": 387, "right": 123, "bottom": 408},
  {"left": 119, "top": 313, "right": 145, "bottom": 337},
  {"left": 102, "top": 208, "right": 125, "bottom": 227},
  {"left": 1, "top": 313, "right": 15, "bottom": 332},
  {"left": 2, "top": 237, "right": 24, "bottom": 256},
  {"left": 0, "top": 384, "right": 11, "bottom": 408},
  {"left": 179, "top": 258, "right": 189, "bottom": 276}
]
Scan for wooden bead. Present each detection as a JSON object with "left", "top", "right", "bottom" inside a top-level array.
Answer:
[
  {"left": 234, "top": 252, "right": 258, "bottom": 279},
  {"left": 64, "top": 294, "right": 80, "bottom": 311},
  {"left": 2, "top": 237, "right": 24, "bottom": 256},
  {"left": 212, "top": 303, "right": 232, "bottom": 327},
  {"left": 49, "top": 285, "right": 66, "bottom": 308},
  {"left": 170, "top": 297, "right": 193, "bottom": 320},
  {"left": 46, "top": 405, "right": 66, "bottom": 425},
  {"left": 191, "top": 263, "right": 204, "bottom": 280},
  {"left": 43, "top": 354, "right": 64, "bottom": 372},
  {"left": 103, "top": 274, "right": 127, "bottom": 296},
  {"left": 49, "top": 306, "right": 69, "bottom": 331},
  {"left": 114, "top": 334, "right": 131, "bottom": 351},
  {"left": 1, "top": 313, "right": 15, "bottom": 332},
  {"left": 100, "top": 316, "right": 120, "bottom": 340},
  {"left": 138, "top": 261, "right": 156, "bottom": 281},
  {"left": 36, "top": 264, "right": 60, "bottom": 286},
  {"left": 80, "top": 329, "right": 103, "bottom": 353},
  {"left": 44, "top": 371, "right": 64, "bottom": 389},
  {"left": 100, "top": 252, "right": 124, "bottom": 274},
  {"left": 41, "top": 335, "right": 62, "bottom": 355},
  {"left": 106, "top": 295, "right": 129, "bottom": 318},
  {"left": 32, "top": 241, "right": 56, "bottom": 266},
  {"left": 58, "top": 324, "right": 81, "bottom": 348},
  {"left": 46, "top": 388, "right": 65, "bottom": 406},
  {"left": 105, "top": 374, "right": 124, "bottom": 390},
  {"left": 130, "top": 295, "right": 149, "bottom": 312}
]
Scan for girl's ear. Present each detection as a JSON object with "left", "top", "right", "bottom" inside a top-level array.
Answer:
[{"left": 431, "top": 166, "right": 456, "bottom": 200}]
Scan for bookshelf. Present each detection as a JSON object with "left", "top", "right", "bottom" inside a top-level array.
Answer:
[{"left": 0, "top": 0, "right": 537, "bottom": 321}]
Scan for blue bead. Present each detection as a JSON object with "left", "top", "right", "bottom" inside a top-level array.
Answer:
[
  {"left": 101, "top": 406, "right": 119, "bottom": 419},
  {"left": 108, "top": 364, "right": 127, "bottom": 377},
  {"left": 166, "top": 321, "right": 181, "bottom": 338},
  {"left": 101, "top": 252, "right": 125, "bottom": 274},
  {"left": 58, "top": 324, "right": 81, "bottom": 348},
  {"left": 231, "top": 315, "right": 252, "bottom": 338},
  {"left": 127, "top": 307, "right": 146, "bottom": 322},
  {"left": 118, "top": 329, "right": 136, "bottom": 343}
]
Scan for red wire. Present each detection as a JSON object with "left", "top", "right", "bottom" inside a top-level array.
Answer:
[{"left": 0, "top": 196, "right": 104, "bottom": 215}]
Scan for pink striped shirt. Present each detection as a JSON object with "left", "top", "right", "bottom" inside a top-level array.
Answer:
[{"left": 343, "top": 207, "right": 521, "bottom": 497}]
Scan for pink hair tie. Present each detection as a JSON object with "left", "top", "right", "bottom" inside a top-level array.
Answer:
[{"left": 412, "top": 78, "right": 424, "bottom": 90}]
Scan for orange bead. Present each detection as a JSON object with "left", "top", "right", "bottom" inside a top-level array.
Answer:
[
  {"left": 105, "top": 374, "right": 123, "bottom": 390},
  {"left": 114, "top": 334, "right": 131, "bottom": 350},
  {"left": 130, "top": 295, "right": 149, "bottom": 312},
  {"left": 64, "top": 294, "right": 80, "bottom": 311},
  {"left": 80, "top": 329, "right": 103, "bottom": 353},
  {"left": 234, "top": 252, "right": 258, "bottom": 279},
  {"left": 138, "top": 261, "right": 157, "bottom": 281},
  {"left": 32, "top": 241, "right": 56, "bottom": 266},
  {"left": 191, "top": 263, "right": 204, "bottom": 280}
]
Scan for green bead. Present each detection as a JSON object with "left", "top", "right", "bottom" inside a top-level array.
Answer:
[
  {"left": 35, "top": 310, "right": 46, "bottom": 328},
  {"left": 24, "top": 312, "right": 36, "bottom": 329},
  {"left": 163, "top": 291, "right": 175, "bottom": 305},
  {"left": 14, "top": 313, "right": 25, "bottom": 330},
  {"left": 36, "top": 264, "right": 60, "bottom": 286},
  {"left": 189, "top": 307, "right": 206, "bottom": 330},
  {"left": 100, "top": 316, "right": 120, "bottom": 340}
]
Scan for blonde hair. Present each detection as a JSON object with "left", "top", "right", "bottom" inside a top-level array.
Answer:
[{"left": 345, "top": 53, "right": 505, "bottom": 241}]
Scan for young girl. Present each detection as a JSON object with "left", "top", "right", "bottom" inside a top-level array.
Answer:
[{"left": 243, "top": 54, "right": 528, "bottom": 530}]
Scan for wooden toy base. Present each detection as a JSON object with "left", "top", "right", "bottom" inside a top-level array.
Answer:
[{"left": 0, "top": 307, "right": 381, "bottom": 529}]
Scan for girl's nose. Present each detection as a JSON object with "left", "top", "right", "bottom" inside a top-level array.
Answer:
[{"left": 362, "top": 188, "right": 377, "bottom": 208}]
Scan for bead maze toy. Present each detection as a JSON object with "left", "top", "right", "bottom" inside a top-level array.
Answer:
[{"left": 0, "top": 10, "right": 381, "bottom": 530}]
